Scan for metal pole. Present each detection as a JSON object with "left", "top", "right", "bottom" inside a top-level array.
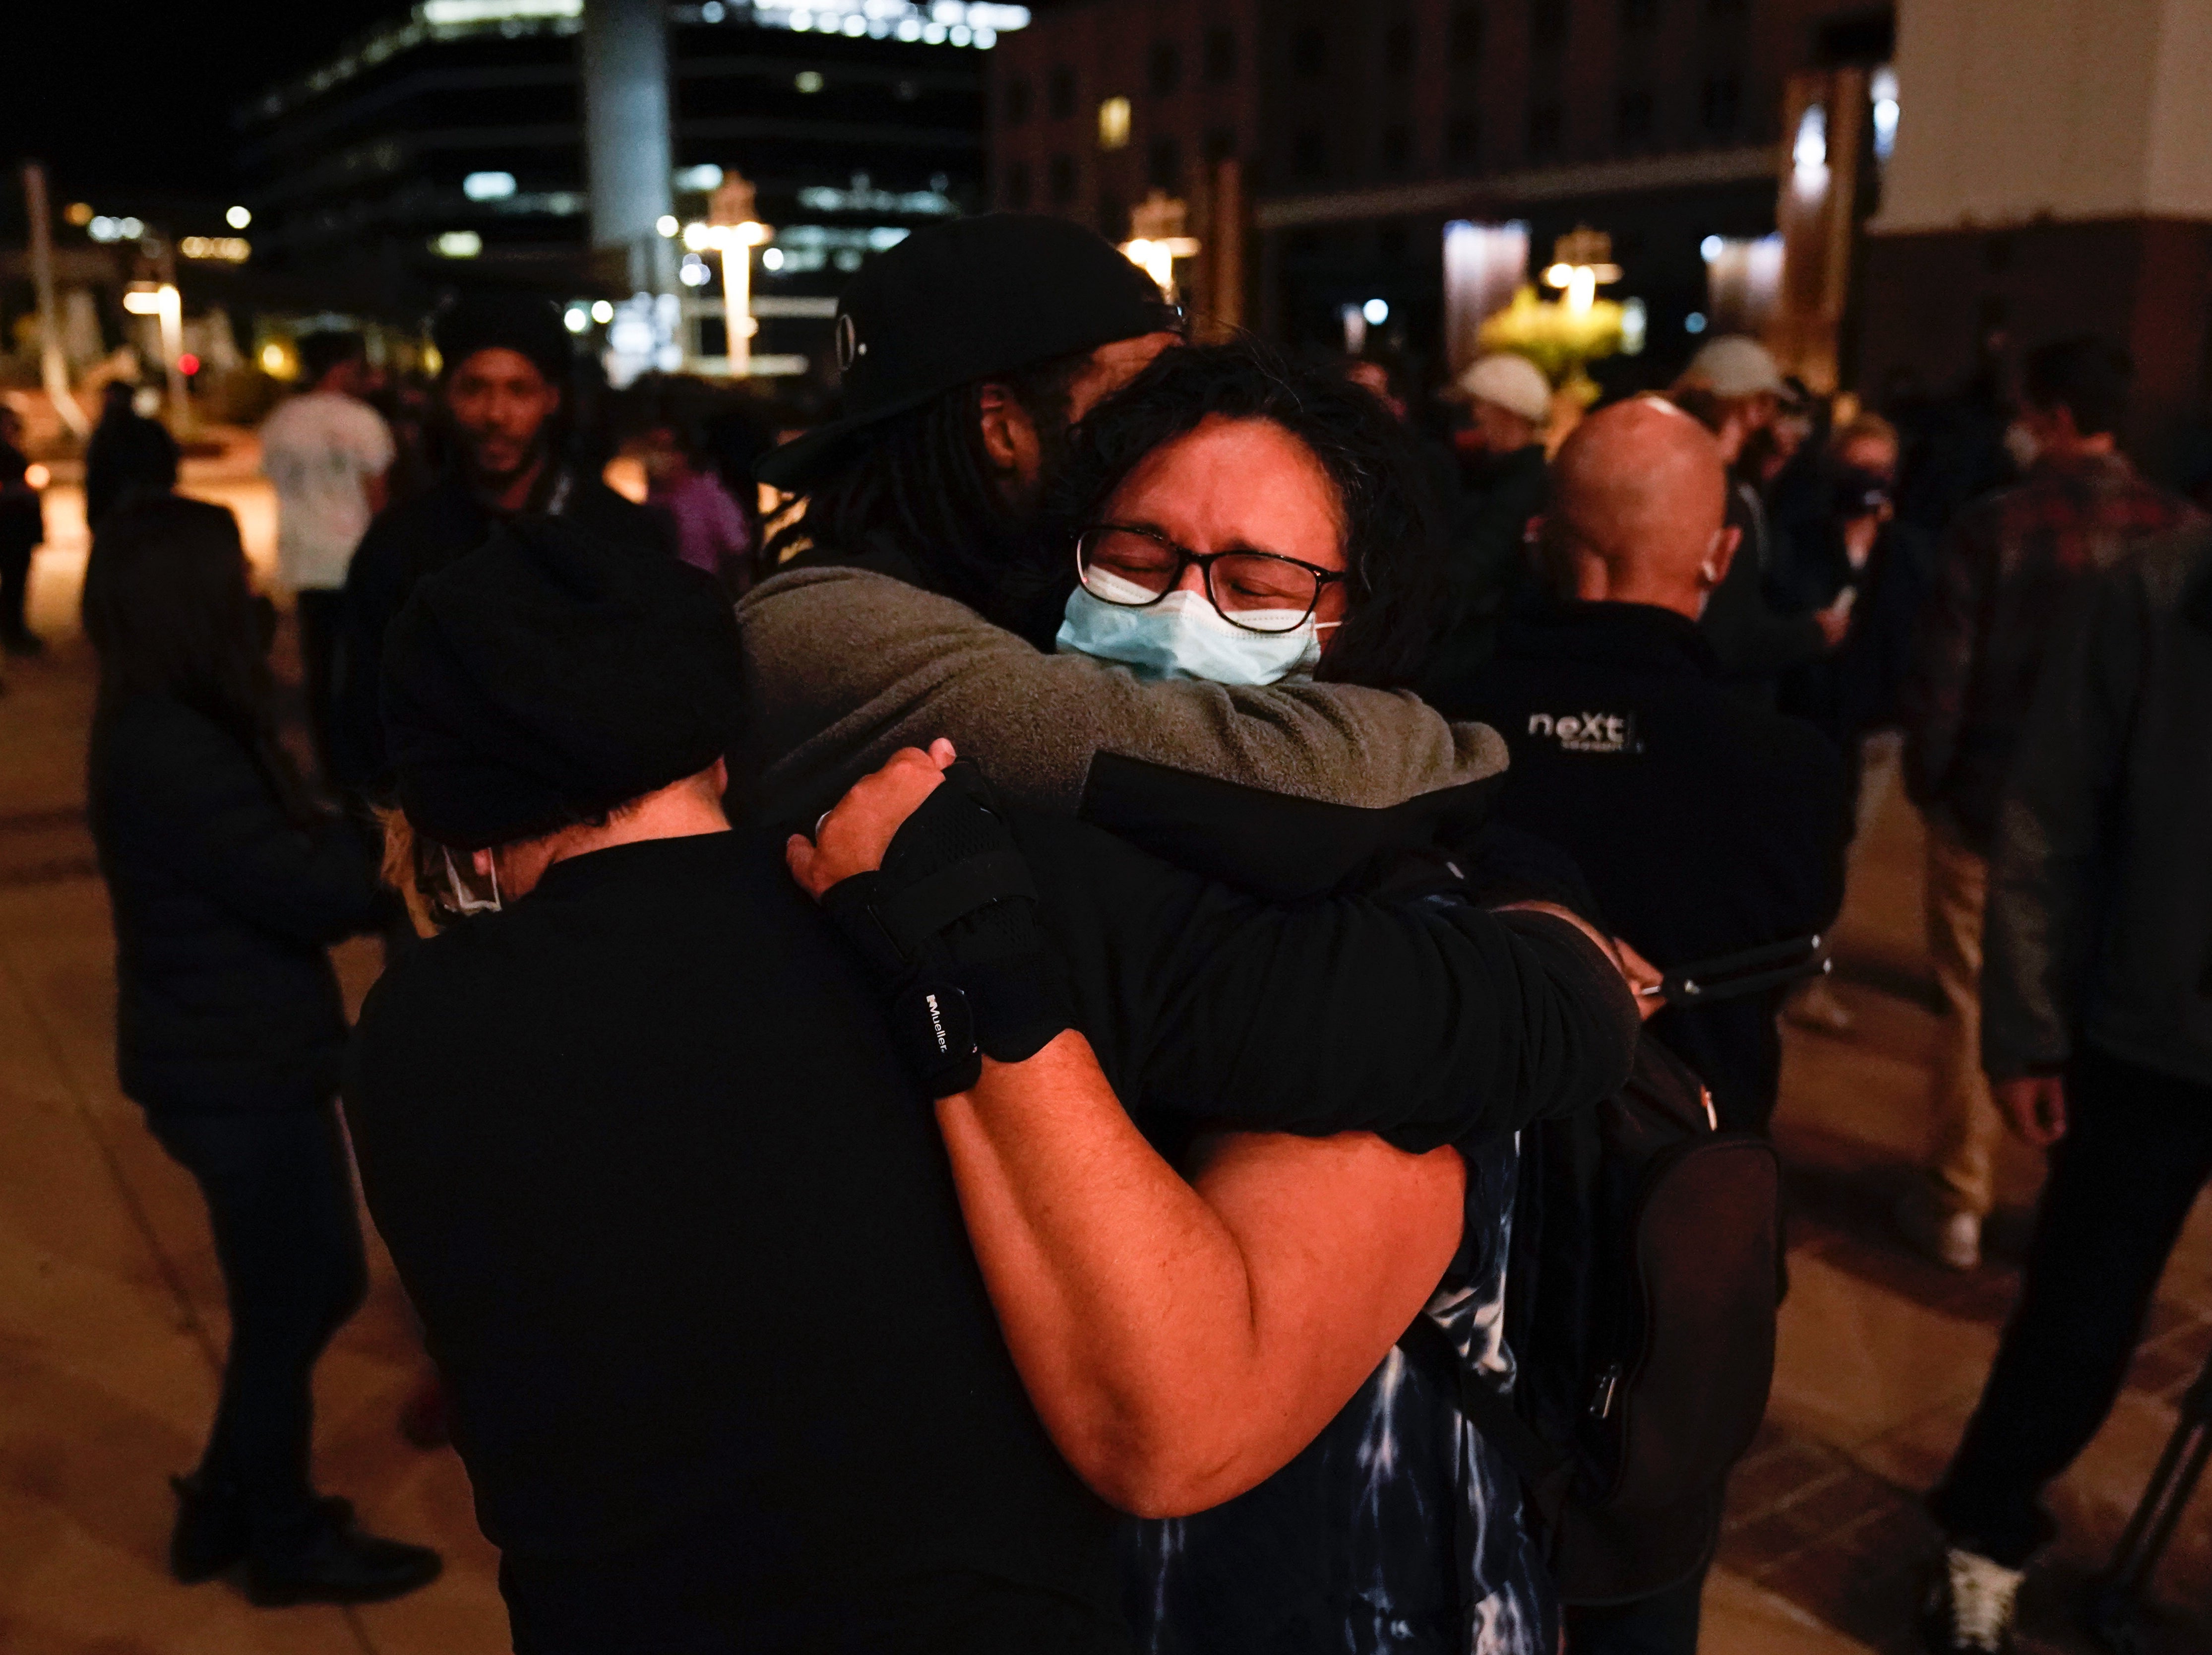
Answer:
[
  {"left": 154, "top": 234, "right": 189, "bottom": 435},
  {"left": 21, "top": 162, "right": 90, "bottom": 437},
  {"left": 722, "top": 239, "right": 750, "bottom": 377}
]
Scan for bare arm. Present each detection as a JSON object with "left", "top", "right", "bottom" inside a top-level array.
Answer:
[
  {"left": 789, "top": 745, "right": 1467, "bottom": 1515},
  {"left": 936, "top": 1033, "right": 1465, "bottom": 1517}
]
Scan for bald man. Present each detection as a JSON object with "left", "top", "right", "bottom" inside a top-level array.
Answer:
[
  {"left": 1448, "top": 397, "right": 1847, "bottom": 1653},
  {"left": 1447, "top": 397, "right": 1847, "bottom": 1134}
]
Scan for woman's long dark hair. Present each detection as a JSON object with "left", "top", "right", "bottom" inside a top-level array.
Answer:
[
  {"left": 1042, "top": 339, "right": 1448, "bottom": 690},
  {"left": 82, "top": 496, "right": 315, "bottom": 822}
]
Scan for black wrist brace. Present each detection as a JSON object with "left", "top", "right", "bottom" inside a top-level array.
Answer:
[{"left": 817, "top": 762, "right": 1072, "bottom": 1097}]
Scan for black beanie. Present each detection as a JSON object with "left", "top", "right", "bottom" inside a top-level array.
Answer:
[
  {"left": 431, "top": 292, "right": 574, "bottom": 385},
  {"left": 381, "top": 519, "right": 744, "bottom": 850}
]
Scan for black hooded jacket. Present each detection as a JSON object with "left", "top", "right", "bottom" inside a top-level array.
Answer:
[{"left": 89, "top": 696, "right": 390, "bottom": 1112}]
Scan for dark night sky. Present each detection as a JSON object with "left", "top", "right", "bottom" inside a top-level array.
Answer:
[{"left": 0, "top": 1, "right": 406, "bottom": 215}]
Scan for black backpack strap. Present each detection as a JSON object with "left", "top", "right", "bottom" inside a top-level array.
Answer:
[{"left": 1398, "top": 1315, "right": 1573, "bottom": 1532}]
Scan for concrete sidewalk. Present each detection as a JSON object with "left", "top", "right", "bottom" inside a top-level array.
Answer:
[{"left": 1, "top": 459, "right": 2207, "bottom": 1653}]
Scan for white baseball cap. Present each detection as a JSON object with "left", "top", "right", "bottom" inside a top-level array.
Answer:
[
  {"left": 1455, "top": 352, "right": 1553, "bottom": 426},
  {"left": 1682, "top": 335, "right": 1785, "bottom": 399}
]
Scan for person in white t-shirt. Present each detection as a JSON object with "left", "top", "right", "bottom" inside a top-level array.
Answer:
[{"left": 260, "top": 332, "right": 394, "bottom": 779}]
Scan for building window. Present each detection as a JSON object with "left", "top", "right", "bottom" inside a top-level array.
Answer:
[
  {"left": 1291, "top": 127, "right": 1328, "bottom": 179},
  {"left": 1615, "top": 86, "right": 1654, "bottom": 148},
  {"left": 1204, "top": 27, "right": 1236, "bottom": 82},
  {"left": 1380, "top": 124, "right": 1413, "bottom": 172},
  {"left": 1451, "top": 3, "right": 1484, "bottom": 62},
  {"left": 1531, "top": 0, "right": 1567, "bottom": 55},
  {"left": 1149, "top": 135, "right": 1182, "bottom": 192},
  {"left": 1620, "top": 0, "right": 1659, "bottom": 27},
  {"left": 1292, "top": 25, "right": 1328, "bottom": 76},
  {"left": 1048, "top": 152, "right": 1077, "bottom": 204},
  {"left": 1700, "top": 72, "right": 1740, "bottom": 135},
  {"left": 1149, "top": 40, "right": 1182, "bottom": 96},
  {"left": 1098, "top": 95, "right": 1132, "bottom": 150},
  {"left": 1004, "top": 76, "right": 1031, "bottom": 126},
  {"left": 1447, "top": 115, "right": 1479, "bottom": 165},
  {"left": 1204, "top": 125, "right": 1237, "bottom": 163},
  {"left": 1385, "top": 18, "right": 1415, "bottom": 74},
  {"left": 1004, "top": 160, "right": 1032, "bottom": 209},
  {"left": 1528, "top": 99, "right": 1563, "bottom": 158},
  {"left": 1048, "top": 65, "right": 1076, "bottom": 119}
]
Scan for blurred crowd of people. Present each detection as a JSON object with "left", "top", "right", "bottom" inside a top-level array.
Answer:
[{"left": 29, "top": 210, "right": 2212, "bottom": 1655}]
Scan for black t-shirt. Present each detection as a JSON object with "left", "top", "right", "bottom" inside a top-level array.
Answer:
[
  {"left": 1453, "top": 601, "right": 1848, "bottom": 1130},
  {"left": 345, "top": 830, "right": 1127, "bottom": 1655}
]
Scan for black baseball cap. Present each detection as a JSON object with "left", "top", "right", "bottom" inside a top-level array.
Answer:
[{"left": 757, "top": 213, "right": 1183, "bottom": 491}]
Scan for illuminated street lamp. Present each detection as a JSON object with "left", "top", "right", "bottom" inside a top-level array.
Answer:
[
  {"left": 1541, "top": 226, "right": 1623, "bottom": 316},
  {"left": 123, "top": 282, "right": 189, "bottom": 425},
  {"left": 687, "top": 171, "right": 772, "bottom": 375},
  {"left": 1120, "top": 191, "right": 1200, "bottom": 301}
]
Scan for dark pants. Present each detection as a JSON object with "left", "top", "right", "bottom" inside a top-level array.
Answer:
[
  {"left": 0, "top": 524, "right": 35, "bottom": 644},
  {"left": 293, "top": 589, "right": 346, "bottom": 787},
  {"left": 1928, "top": 1042, "right": 2212, "bottom": 1567},
  {"left": 149, "top": 1104, "right": 368, "bottom": 1523},
  {"left": 1564, "top": 1572, "right": 1704, "bottom": 1655}
]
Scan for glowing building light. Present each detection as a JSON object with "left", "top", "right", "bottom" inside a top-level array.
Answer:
[
  {"left": 1793, "top": 105, "right": 1828, "bottom": 173},
  {"left": 1362, "top": 298, "right": 1390, "bottom": 326},
  {"left": 421, "top": 0, "right": 581, "bottom": 23},
  {"left": 1098, "top": 96, "right": 1131, "bottom": 151},
  {"left": 178, "top": 353, "right": 201, "bottom": 376},
  {"left": 433, "top": 229, "right": 484, "bottom": 257},
  {"left": 24, "top": 463, "right": 50, "bottom": 490},
  {"left": 118, "top": 216, "right": 144, "bottom": 239},
  {"left": 1700, "top": 235, "right": 1723, "bottom": 262},
  {"left": 762, "top": 247, "right": 786, "bottom": 270},
  {"left": 260, "top": 341, "right": 290, "bottom": 374},
  {"left": 675, "top": 164, "right": 725, "bottom": 191},
  {"left": 657, "top": 214, "right": 680, "bottom": 237},
  {"left": 226, "top": 204, "right": 253, "bottom": 229},
  {"left": 1620, "top": 297, "right": 1648, "bottom": 356},
  {"left": 796, "top": 70, "right": 824, "bottom": 92},
  {"left": 1871, "top": 66, "right": 1900, "bottom": 163},
  {"left": 701, "top": 0, "right": 726, "bottom": 17},
  {"left": 464, "top": 170, "right": 518, "bottom": 200},
  {"left": 65, "top": 202, "right": 93, "bottom": 226},
  {"left": 564, "top": 305, "right": 590, "bottom": 333},
  {"left": 1685, "top": 312, "right": 1708, "bottom": 334},
  {"left": 590, "top": 299, "right": 615, "bottom": 324},
  {"left": 180, "top": 236, "right": 251, "bottom": 262},
  {"left": 680, "top": 254, "right": 713, "bottom": 287}
]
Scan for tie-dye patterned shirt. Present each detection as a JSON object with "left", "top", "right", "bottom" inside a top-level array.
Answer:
[{"left": 1122, "top": 1129, "right": 1553, "bottom": 1654}]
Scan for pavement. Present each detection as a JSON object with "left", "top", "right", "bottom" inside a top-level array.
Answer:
[{"left": 2, "top": 446, "right": 2209, "bottom": 1653}]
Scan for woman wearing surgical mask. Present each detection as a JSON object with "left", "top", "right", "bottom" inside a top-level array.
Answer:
[{"left": 1041, "top": 344, "right": 1556, "bottom": 1655}]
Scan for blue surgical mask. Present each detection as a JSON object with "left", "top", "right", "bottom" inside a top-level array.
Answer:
[{"left": 1054, "top": 571, "right": 1334, "bottom": 687}]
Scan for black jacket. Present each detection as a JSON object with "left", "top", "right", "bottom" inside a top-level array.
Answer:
[
  {"left": 1422, "top": 444, "right": 1549, "bottom": 695},
  {"left": 330, "top": 469, "right": 672, "bottom": 793},
  {"left": 1455, "top": 601, "right": 1849, "bottom": 1130},
  {"left": 89, "top": 697, "right": 389, "bottom": 1113},
  {"left": 1700, "top": 481, "right": 1829, "bottom": 698}
]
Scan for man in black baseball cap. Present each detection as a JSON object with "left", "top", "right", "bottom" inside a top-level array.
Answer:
[
  {"left": 327, "top": 291, "right": 672, "bottom": 799},
  {"left": 737, "top": 214, "right": 1504, "bottom": 828}
]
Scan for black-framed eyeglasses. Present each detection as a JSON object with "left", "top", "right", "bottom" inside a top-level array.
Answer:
[{"left": 1075, "top": 523, "right": 1345, "bottom": 635}]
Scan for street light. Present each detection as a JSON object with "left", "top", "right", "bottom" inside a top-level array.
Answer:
[
  {"left": 1120, "top": 190, "right": 1200, "bottom": 301},
  {"left": 1541, "top": 225, "right": 1622, "bottom": 315},
  {"left": 123, "top": 283, "right": 188, "bottom": 423}
]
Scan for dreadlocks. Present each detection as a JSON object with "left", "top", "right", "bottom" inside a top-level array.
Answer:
[{"left": 766, "top": 350, "right": 1090, "bottom": 643}]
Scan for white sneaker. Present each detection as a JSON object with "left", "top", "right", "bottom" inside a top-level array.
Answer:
[
  {"left": 1896, "top": 1185, "right": 1983, "bottom": 1271},
  {"left": 1921, "top": 1544, "right": 2022, "bottom": 1653}
]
